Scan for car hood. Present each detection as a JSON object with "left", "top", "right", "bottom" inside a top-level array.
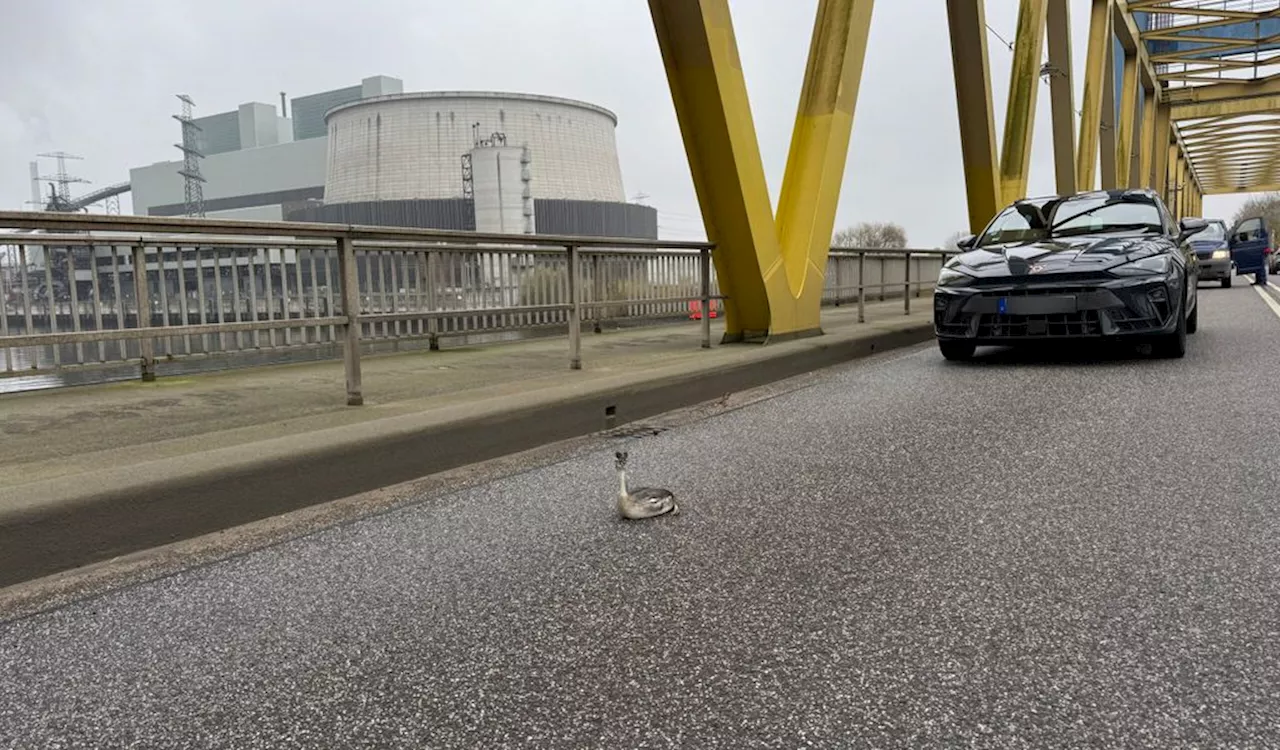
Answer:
[
  {"left": 1189, "top": 238, "right": 1225, "bottom": 251},
  {"left": 950, "top": 234, "right": 1169, "bottom": 278}
]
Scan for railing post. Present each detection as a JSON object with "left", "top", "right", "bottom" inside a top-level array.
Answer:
[
  {"left": 857, "top": 251, "right": 866, "bottom": 324},
  {"left": 424, "top": 251, "right": 439, "bottom": 351},
  {"left": 904, "top": 251, "right": 912, "bottom": 315},
  {"left": 337, "top": 235, "right": 364, "bottom": 406},
  {"left": 568, "top": 244, "right": 582, "bottom": 370},
  {"left": 699, "top": 246, "right": 712, "bottom": 349},
  {"left": 833, "top": 253, "right": 843, "bottom": 306},
  {"left": 132, "top": 243, "right": 156, "bottom": 382},
  {"left": 591, "top": 253, "right": 603, "bottom": 334}
]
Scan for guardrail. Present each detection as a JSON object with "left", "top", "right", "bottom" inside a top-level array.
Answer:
[{"left": 0, "top": 212, "right": 949, "bottom": 402}]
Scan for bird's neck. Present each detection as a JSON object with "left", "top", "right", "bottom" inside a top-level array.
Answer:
[{"left": 617, "top": 468, "right": 628, "bottom": 496}]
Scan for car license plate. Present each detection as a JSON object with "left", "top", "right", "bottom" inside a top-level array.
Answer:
[{"left": 997, "top": 297, "right": 1009, "bottom": 314}]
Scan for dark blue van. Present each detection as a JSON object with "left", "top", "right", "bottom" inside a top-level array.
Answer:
[
  {"left": 1192, "top": 220, "right": 1233, "bottom": 287},
  {"left": 1229, "top": 216, "right": 1273, "bottom": 285}
]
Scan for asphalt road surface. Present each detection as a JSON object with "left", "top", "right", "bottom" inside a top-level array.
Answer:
[{"left": 4, "top": 283, "right": 1280, "bottom": 748}]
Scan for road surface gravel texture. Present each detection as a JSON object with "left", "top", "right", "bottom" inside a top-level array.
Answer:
[{"left": 4, "top": 284, "right": 1280, "bottom": 748}]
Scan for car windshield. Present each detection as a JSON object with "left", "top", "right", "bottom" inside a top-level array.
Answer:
[
  {"left": 1197, "top": 222, "right": 1227, "bottom": 242},
  {"left": 974, "top": 194, "right": 1164, "bottom": 247}
]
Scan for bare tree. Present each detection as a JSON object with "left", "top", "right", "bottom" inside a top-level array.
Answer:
[
  {"left": 832, "top": 221, "right": 908, "bottom": 249},
  {"left": 942, "top": 230, "right": 972, "bottom": 250},
  {"left": 1231, "top": 193, "right": 1280, "bottom": 231}
]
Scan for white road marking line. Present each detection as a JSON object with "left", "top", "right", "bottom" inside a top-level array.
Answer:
[{"left": 1253, "top": 284, "right": 1280, "bottom": 321}]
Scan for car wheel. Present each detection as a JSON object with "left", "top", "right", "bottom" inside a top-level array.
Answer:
[
  {"left": 1187, "top": 300, "right": 1198, "bottom": 334},
  {"left": 1153, "top": 294, "right": 1188, "bottom": 359},
  {"left": 1222, "top": 276, "right": 1233, "bottom": 288},
  {"left": 938, "top": 340, "right": 975, "bottom": 361}
]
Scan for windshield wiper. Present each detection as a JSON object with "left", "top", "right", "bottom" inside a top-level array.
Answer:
[
  {"left": 1052, "top": 222, "right": 1161, "bottom": 237},
  {"left": 1048, "top": 194, "right": 1153, "bottom": 230}
]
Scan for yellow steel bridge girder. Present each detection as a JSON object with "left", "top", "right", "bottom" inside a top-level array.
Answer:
[
  {"left": 1207, "top": 183, "right": 1280, "bottom": 195},
  {"left": 946, "top": 0, "right": 1002, "bottom": 234},
  {"left": 1115, "top": 52, "right": 1139, "bottom": 187},
  {"left": 999, "top": 0, "right": 1049, "bottom": 206},
  {"left": 1046, "top": 0, "right": 1077, "bottom": 195},
  {"left": 1151, "top": 102, "right": 1172, "bottom": 195},
  {"left": 1077, "top": 0, "right": 1113, "bottom": 191},
  {"left": 1172, "top": 95, "right": 1280, "bottom": 121},
  {"left": 648, "top": 0, "right": 874, "bottom": 341},
  {"left": 1139, "top": 93, "right": 1157, "bottom": 189}
]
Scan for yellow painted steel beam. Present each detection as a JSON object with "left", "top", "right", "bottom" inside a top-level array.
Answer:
[
  {"left": 1184, "top": 130, "right": 1280, "bottom": 148},
  {"left": 1116, "top": 53, "right": 1139, "bottom": 187},
  {"left": 1184, "top": 164, "right": 1195, "bottom": 218},
  {"left": 1137, "top": 6, "right": 1271, "bottom": 22},
  {"left": 648, "top": 0, "right": 874, "bottom": 340},
  {"left": 1129, "top": 91, "right": 1146, "bottom": 189},
  {"left": 999, "top": 0, "right": 1048, "bottom": 205},
  {"left": 947, "top": 0, "right": 1002, "bottom": 233},
  {"left": 1142, "top": 11, "right": 1277, "bottom": 36},
  {"left": 1160, "top": 72, "right": 1280, "bottom": 84},
  {"left": 1171, "top": 129, "right": 1207, "bottom": 196},
  {"left": 1077, "top": 0, "right": 1112, "bottom": 191},
  {"left": 1139, "top": 93, "right": 1156, "bottom": 188},
  {"left": 1046, "top": 0, "right": 1076, "bottom": 195},
  {"left": 1165, "top": 77, "right": 1280, "bottom": 106},
  {"left": 1173, "top": 96, "right": 1280, "bottom": 121},
  {"left": 1205, "top": 183, "right": 1280, "bottom": 195},
  {"left": 1177, "top": 157, "right": 1187, "bottom": 219},
  {"left": 1159, "top": 55, "right": 1280, "bottom": 70},
  {"left": 1150, "top": 33, "right": 1280, "bottom": 64},
  {"left": 1166, "top": 143, "right": 1179, "bottom": 207},
  {"left": 1192, "top": 145, "right": 1280, "bottom": 161},
  {"left": 1152, "top": 102, "right": 1171, "bottom": 194},
  {"left": 1112, "top": 1, "right": 1160, "bottom": 91},
  {"left": 1100, "top": 24, "right": 1119, "bottom": 189},
  {"left": 774, "top": 0, "right": 875, "bottom": 318}
]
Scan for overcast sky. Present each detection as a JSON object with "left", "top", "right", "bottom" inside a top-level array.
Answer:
[{"left": 0, "top": 0, "right": 1254, "bottom": 247}]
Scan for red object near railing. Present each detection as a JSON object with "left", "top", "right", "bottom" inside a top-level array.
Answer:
[{"left": 689, "top": 300, "right": 717, "bottom": 320}]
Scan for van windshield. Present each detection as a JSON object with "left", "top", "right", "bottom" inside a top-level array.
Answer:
[{"left": 1197, "top": 222, "right": 1227, "bottom": 242}]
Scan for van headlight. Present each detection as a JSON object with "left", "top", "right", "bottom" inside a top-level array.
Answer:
[{"left": 1212, "top": 249, "right": 1229, "bottom": 260}]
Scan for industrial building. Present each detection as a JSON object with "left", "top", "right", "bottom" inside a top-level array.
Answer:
[
  {"left": 295, "top": 90, "right": 655, "bottom": 239},
  {"left": 116, "top": 77, "right": 659, "bottom": 313},
  {"left": 129, "top": 78, "right": 657, "bottom": 241},
  {"left": 129, "top": 76, "right": 405, "bottom": 221}
]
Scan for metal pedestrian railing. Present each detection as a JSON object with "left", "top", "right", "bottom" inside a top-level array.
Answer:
[{"left": 0, "top": 211, "right": 948, "bottom": 403}]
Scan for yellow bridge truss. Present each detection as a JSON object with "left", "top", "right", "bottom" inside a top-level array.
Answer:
[{"left": 650, "top": 0, "right": 1280, "bottom": 338}]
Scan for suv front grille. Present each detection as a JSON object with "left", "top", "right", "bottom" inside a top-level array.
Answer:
[
  {"left": 976, "top": 310, "right": 1101, "bottom": 338},
  {"left": 935, "top": 281, "right": 1174, "bottom": 339}
]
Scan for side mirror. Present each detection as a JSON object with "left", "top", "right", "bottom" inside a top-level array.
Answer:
[
  {"left": 955, "top": 234, "right": 976, "bottom": 250},
  {"left": 1178, "top": 217, "right": 1208, "bottom": 240}
]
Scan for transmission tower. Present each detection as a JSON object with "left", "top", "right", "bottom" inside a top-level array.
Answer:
[
  {"left": 173, "top": 94, "right": 206, "bottom": 217},
  {"left": 33, "top": 152, "right": 89, "bottom": 211}
]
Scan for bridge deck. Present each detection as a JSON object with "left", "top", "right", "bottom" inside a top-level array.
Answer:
[
  {"left": 4, "top": 283, "right": 1280, "bottom": 746},
  {"left": 0, "top": 301, "right": 923, "bottom": 493},
  {"left": 0, "top": 300, "right": 932, "bottom": 586}
]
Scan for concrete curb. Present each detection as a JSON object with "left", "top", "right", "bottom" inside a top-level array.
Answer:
[{"left": 0, "top": 322, "right": 934, "bottom": 587}]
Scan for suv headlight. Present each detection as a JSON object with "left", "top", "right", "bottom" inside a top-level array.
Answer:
[
  {"left": 937, "top": 267, "right": 975, "bottom": 287},
  {"left": 1112, "top": 254, "right": 1173, "bottom": 276},
  {"left": 1212, "top": 248, "right": 1230, "bottom": 259}
]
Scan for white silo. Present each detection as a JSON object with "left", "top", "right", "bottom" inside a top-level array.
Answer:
[
  {"left": 471, "top": 143, "right": 533, "bottom": 236},
  {"left": 470, "top": 142, "right": 534, "bottom": 306}
]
